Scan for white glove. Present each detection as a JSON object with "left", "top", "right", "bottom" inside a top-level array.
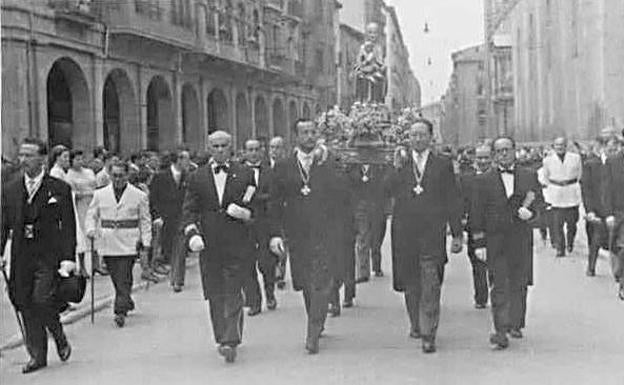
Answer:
[
  {"left": 606, "top": 216, "right": 616, "bottom": 230},
  {"left": 188, "top": 235, "right": 205, "bottom": 252},
  {"left": 393, "top": 146, "right": 408, "bottom": 169},
  {"left": 518, "top": 207, "right": 533, "bottom": 221},
  {"left": 153, "top": 218, "right": 164, "bottom": 228},
  {"left": 58, "top": 261, "right": 77, "bottom": 277},
  {"left": 242, "top": 186, "right": 256, "bottom": 204},
  {"left": 586, "top": 212, "right": 599, "bottom": 223},
  {"left": 226, "top": 203, "right": 252, "bottom": 222},
  {"left": 475, "top": 248, "right": 487, "bottom": 262},
  {"left": 313, "top": 144, "right": 329, "bottom": 165},
  {"left": 269, "top": 237, "right": 285, "bottom": 256}
]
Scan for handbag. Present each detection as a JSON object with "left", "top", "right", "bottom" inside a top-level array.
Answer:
[{"left": 57, "top": 273, "right": 87, "bottom": 303}]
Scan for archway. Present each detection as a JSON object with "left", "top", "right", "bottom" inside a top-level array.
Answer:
[
  {"left": 46, "top": 57, "right": 91, "bottom": 148},
  {"left": 146, "top": 76, "right": 173, "bottom": 151},
  {"left": 272, "top": 98, "right": 286, "bottom": 138},
  {"left": 254, "top": 96, "right": 269, "bottom": 140},
  {"left": 302, "top": 102, "right": 311, "bottom": 119},
  {"left": 103, "top": 69, "right": 138, "bottom": 154},
  {"left": 235, "top": 93, "right": 251, "bottom": 149},
  {"left": 207, "top": 88, "right": 229, "bottom": 134},
  {"left": 182, "top": 84, "right": 201, "bottom": 150}
]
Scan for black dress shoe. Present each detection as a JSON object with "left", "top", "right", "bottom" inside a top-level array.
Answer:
[
  {"left": 409, "top": 330, "right": 421, "bottom": 339},
  {"left": 474, "top": 303, "right": 487, "bottom": 309},
  {"left": 490, "top": 333, "right": 509, "bottom": 350},
  {"left": 22, "top": 360, "right": 46, "bottom": 374},
  {"left": 57, "top": 342, "right": 71, "bottom": 362},
  {"left": 374, "top": 270, "right": 384, "bottom": 277},
  {"left": 421, "top": 340, "right": 436, "bottom": 353},
  {"left": 328, "top": 304, "right": 341, "bottom": 317},
  {"left": 266, "top": 297, "right": 277, "bottom": 310},
  {"left": 276, "top": 281, "right": 286, "bottom": 290},
  {"left": 586, "top": 269, "right": 596, "bottom": 277},
  {"left": 94, "top": 267, "right": 109, "bottom": 276},
  {"left": 556, "top": 250, "right": 565, "bottom": 258},
  {"left": 508, "top": 329, "right": 523, "bottom": 339},
  {"left": 114, "top": 313, "right": 126, "bottom": 328},
  {"left": 172, "top": 284, "right": 183, "bottom": 293},
  {"left": 342, "top": 299, "right": 354, "bottom": 308},
  {"left": 152, "top": 264, "right": 170, "bottom": 276},
  {"left": 567, "top": 244, "right": 574, "bottom": 253},
  {"left": 355, "top": 277, "right": 369, "bottom": 284},
  {"left": 305, "top": 338, "right": 319, "bottom": 354},
  {"left": 618, "top": 285, "right": 624, "bottom": 301},
  {"left": 218, "top": 345, "right": 237, "bottom": 363},
  {"left": 247, "top": 307, "right": 262, "bottom": 317}
]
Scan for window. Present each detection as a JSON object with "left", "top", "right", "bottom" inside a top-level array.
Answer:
[
  {"left": 571, "top": 0, "right": 579, "bottom": 58},
  {"left": 315, "top": 48, "right": 324, "bottom": 73},
  {"left": 136, "top": 0, "right": 162, "bottom": 20}
]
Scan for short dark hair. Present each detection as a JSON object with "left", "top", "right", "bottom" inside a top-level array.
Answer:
[
  {"left": 50, "top": 144, "right": 69, "bottom": 165},
  {"left": 411, "top": 118, "right": 434, "bottom": 135},
  {"left": 292, "top": 118, "right": 314, "bottom": 134},
  {"left": 492, "top": 135, "right": 516, "bottom": 149},
  {"left": 93, "top": 145, "right": 108, "bottom": 160},
  {"left": 170, "top": 146, "right": 190, "bottom": 163},
  {"left": 69, "top": 149, "right": 84, "bottom": 166},
  {"left": 22, "top": 137, "right": 48, "bottom": 156},
  {"left": 110, "top": 160, "right": 130, "bottom": 173}
]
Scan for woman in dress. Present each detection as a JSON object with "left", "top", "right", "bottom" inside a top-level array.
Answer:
[
  {"left": 66, "top": 149, "right": 98, "bottom": 275},
  {"left": 49, "top": 144, "right": 70, "bottom": 181}
]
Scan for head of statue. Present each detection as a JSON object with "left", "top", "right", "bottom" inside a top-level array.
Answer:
[{"left": 365, "top": 22, "right": 380, "bottom": 43}]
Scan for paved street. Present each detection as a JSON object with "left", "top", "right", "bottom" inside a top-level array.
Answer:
[{"left": 1, "top": 227, "right": 623, "bottom": 385}]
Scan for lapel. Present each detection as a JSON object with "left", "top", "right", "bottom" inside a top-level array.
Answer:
[
  {"left": 513, "top": 167, "right": 521, "bottom": 197},
  {"left": 30, "top": 176, "right": 51, "bottom": 221},
  {"left": 222, "top": 165, "right": 236, "bottom": 206},
  {"left": 421, "top": 152, "right": 434, "bottom": 186},
  {"left": 14, "top": 175, "right": 26, "bottom": 227},
  {"left": 491, "top": 169, "right": 508, "bottom": 201},
  {"left": 114, "top": 184, "right": 129, "bottom": 208},
  {"left": 204, "top": 166, "right": 220, "bottom": 206},
  {"left": 166, "top": 168, "right": 177, "bottom": 191}
]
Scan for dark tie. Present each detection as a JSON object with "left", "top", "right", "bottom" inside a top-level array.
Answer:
[{"left": 214, "top": 164, "right": 229, "bottom": 174}]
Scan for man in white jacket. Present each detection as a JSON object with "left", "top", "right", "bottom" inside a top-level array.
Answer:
[
  {"left": 542, "top": 137, "right": 583, "bottom": 257},
  {"left": 86, "top": 162, "right": 152, "bottom": 327}
]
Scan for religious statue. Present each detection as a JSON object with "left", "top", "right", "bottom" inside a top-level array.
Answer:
[{"left": 354, "top": 22, "right": 387, "bottom": 104}]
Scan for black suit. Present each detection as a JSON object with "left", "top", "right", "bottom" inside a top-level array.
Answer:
[
  {"left": 269, "top": 153, "right": 345, "bottom": 347},
  {"left": 1, "top": 174, "right": 76, "bottom": 364},
  {"left": 470, "top": 167, "right": 544, "bottom": 334},
  {"left": 459, "top": 169, "right": 489, "bottom": 306},
  {"left": 181, "top": 163, "right": 256, "bottom": 347},
  {"left": 604, "top": 153, "right": 624, "bottom": 287},
  {"left": 149, "top": 167, "right": 187, "bottom": 280},
  {"left": 581, "top": 155, "right": 611, "bottom": 272},
  {"left": 242, "top": 161, "right": 278, "bottom": 309},
  {"left": 386, "top": 152, "right": 462, "bottom": 341}
]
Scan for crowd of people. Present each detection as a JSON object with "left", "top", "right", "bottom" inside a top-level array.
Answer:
[{"left": 1, "top": 121, "right": 623, "bottom": 372}]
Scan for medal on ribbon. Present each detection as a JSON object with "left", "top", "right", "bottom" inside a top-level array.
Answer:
[
  {"left": 297, "top": 158, "right": 311, "bottom": 197},
  {"left": 412, "top": 157, "right": 425, "bottom": 196}
]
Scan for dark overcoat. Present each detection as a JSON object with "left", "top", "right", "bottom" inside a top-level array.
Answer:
[
  {"left": 386, "top": 153, "right": 463, "bottom": 292},
  {"left": 149, "top": 168, "right": 187, "bottom": 254},
  {"left": 268, "top": 154, "right": 345, "bottom": 291},
  {"left": 1, "top": 174, "right": 76, "bottom": 309},
  {"left": 181, "top": 163, "right": 256, "bottom": 299}
]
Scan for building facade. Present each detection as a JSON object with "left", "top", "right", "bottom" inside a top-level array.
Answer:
[
  {"left": 1, "top": 0, "right": 325, "bottom": 157},
  {"left": 440, "top": 45, "right": 487, "bottom": 146},
  {"left": 509, "top": 0, "right": 624, "bottom": 142}
]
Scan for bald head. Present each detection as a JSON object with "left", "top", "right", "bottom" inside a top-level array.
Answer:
[
  {"left": 244, "top": 139, "right": 262, "bottom": 163},
  {"left": 209, "top": 130, "right": 232, "bottom": 144},
  {"left": 475, "top": 145, "right": 492, "bottom": 172},
  {"left": 269, "top": 136, "right": 285, "bottom": 160},
  {"left": 553, "top": 137, "right": 567, "bottom": 155}
]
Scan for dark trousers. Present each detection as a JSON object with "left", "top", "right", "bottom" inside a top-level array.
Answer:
[
  {"left": 104, "top": 256, "right": 135, "bottom": 315},
  {"left": 302, "top": 281, "right": 332, "bottom": 344},
  {"left": 488, "top": 234, "right": 529, "bottom": 333},
  {"left": 170, "top": 234, "right": 187, "bottom": 287},
  {"left": 202, "top": 256, "right": 245, "bottom": 347},
  {"left": 404, "top": 256, "right": 445, "bottom": 340},
  {"left": 588, "top": 220, "right": 608, "bottom": 273},
  {"left": 243, "top": 242, "right": 277, "bottom": 308},
  {"left": 20, "top": 263, "right": 67, "bottom": 364},
  {"left": 552, "top": 206, "right": 579, "bottom": 253},
  {"left": 329, "top": 279, "right": 355, "bottom": 309},
  {"left": 467, "top": 239, "right": 489, "bottom": 306}
]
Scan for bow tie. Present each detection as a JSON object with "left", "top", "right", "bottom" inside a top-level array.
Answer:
[
  {"left": 247, "top": 163, "right": 261, "bottom": 170},
  {"left": 213, "top": 164, "right": 229, "bottom": 174},
  {"left": 499, "top": 167, "right": 514, "bottom": 174}
]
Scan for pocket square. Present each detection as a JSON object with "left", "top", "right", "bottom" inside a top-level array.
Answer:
[{"left": 48, "top": 196, "right": 58, "bottom": 204}]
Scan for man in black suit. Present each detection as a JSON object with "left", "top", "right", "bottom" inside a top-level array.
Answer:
[
  {"left": 387, "top": 119, "right": 464, "bottom": 354},
  {"left": 1, "top": 138, "right": 76, "bottom": 374},
  {"left": 242, "top": 139, "right": 278, "bottom": 316},
  {"left": 581, "top": 137, "right": 617, "bottom": 276},
  {"left": 471, "top": 136, "right": 544, "bottom": 350},
  {"left": 459, "top": 145, "right": 492, "bottom": 309},
  {"left": 150, "top": 147, "right": 191, "bottom": 291},
  {"left": 181, "top": 131, "right": 256, "bottom": 363},
  {"left": 267, "top": 136, "right": 288, "bottom": 289},
  {"left": 604, "top": 137, "right": 624, "bottom": 300},
  {"left": 269, "top": 119, "right": 345, "bottom": 354}
]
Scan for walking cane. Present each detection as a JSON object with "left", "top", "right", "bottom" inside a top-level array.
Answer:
[
  {"left": 90, "top": 238, "right": 96, "bottom": 324},
  {"left": 1, "top": 263, "right": 27, "bottom": 341}
]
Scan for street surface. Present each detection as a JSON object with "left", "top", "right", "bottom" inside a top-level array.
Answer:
[{"left": 1, "top": 225, "right": 624, "bottom": 385}]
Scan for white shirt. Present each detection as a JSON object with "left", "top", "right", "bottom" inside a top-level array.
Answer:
[
  {"left": 296, "top": 148, "right": 314, "bottom": 173},
  {"left": 411, "top": 149, "right": 430, "bottom": 176},
  {"left": 542, "top": 152, "right": 582, "bottom": 208},
  {"left": 246, "top": 162, "right": 261, "bottom": 186},
  {"left": 25, "top": 168, "right": 45, "bottom": 200},
  {"left": 500, "top": 169, "right": 514, "bottom": 198},
  {"left": 211, "top": 163, "right": 229, "bottom": 205},
  {"left": 170, "top": 164, "right": 182, "bottom": 186}
]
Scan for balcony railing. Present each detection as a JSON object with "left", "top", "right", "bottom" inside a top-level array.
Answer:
[{"left": 48, "top": 0, "right": 97, "bottom": 20}]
